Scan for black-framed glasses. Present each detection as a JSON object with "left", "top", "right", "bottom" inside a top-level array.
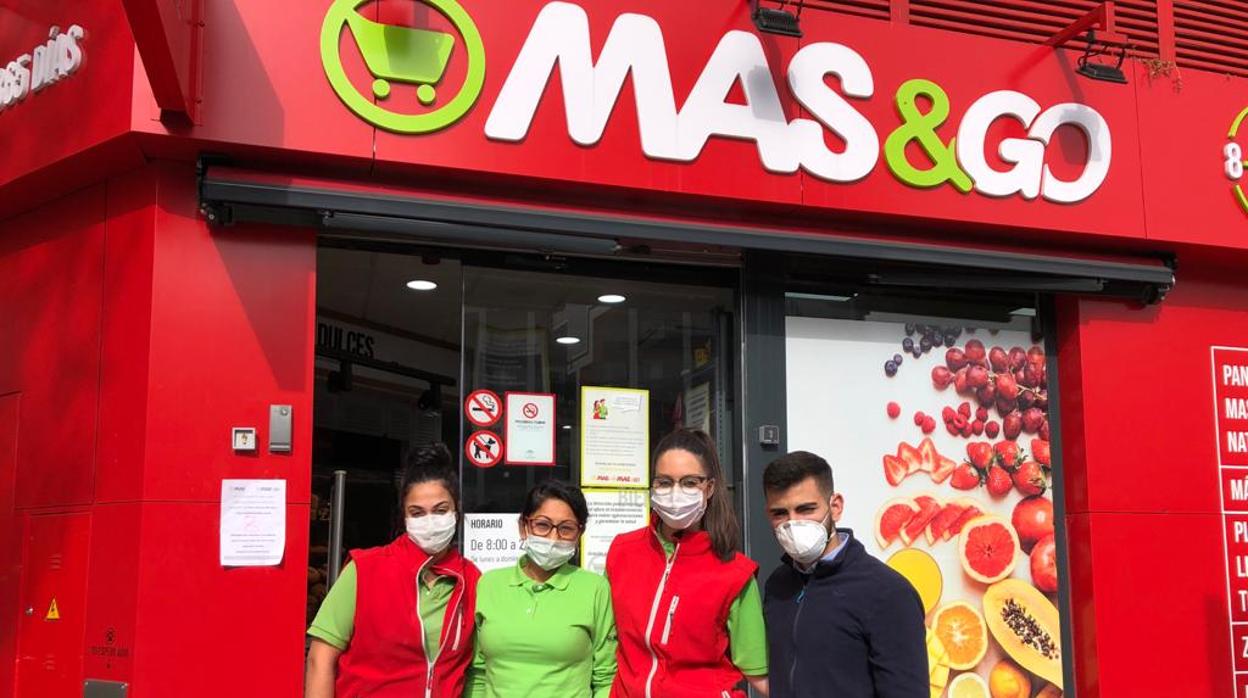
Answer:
[
  {"left": 651, "top": 475, "right": 710, "bottom": 496},
  {"left": 526, "top": 517, "right": 581, "bottom": 541}
]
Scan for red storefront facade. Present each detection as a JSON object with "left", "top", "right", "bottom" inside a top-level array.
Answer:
[{"left": 2, "top": 1, "right": 1248, "bottom": 696}]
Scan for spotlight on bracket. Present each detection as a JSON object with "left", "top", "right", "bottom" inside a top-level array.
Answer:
[
  {"left": 1076, "top": 31, "right": 1128, "bottom": 84},
  {"left": 752, "top": 0, "right": 803, "bottom": 38}
]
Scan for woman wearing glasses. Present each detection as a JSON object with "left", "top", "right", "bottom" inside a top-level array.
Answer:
[
  {"left": 465, "top": 480, "right": 617, "bottom": 697},
  {"left": 606, "top": 429, "right": 769, "bottom": 698}
]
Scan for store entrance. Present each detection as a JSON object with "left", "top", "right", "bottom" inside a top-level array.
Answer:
[
  {"left": 307, "top": 247, "right": 462, "bottom": 626},
  {"left": 309, "top": 242, "right": 739, "bottom": 623}
]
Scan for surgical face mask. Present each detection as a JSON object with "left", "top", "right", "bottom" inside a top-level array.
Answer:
[
  {"left": 775, "top": 514, "right": 831, "bottom": 566},
  {"left": 406, "top": 511, "right": 457, "bottom": 554},
  {"left": 523, "top": 536, "right": 577, "bottom": 571},
  {"left": 651, "top": 488, "right": 707, "bottom": 530}
]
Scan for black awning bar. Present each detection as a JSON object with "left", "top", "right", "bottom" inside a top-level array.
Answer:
[{"left": 200, "top": 169, "right": 1175, "bottom": 302}]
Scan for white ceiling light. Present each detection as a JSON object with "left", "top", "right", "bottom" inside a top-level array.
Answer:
[
  {"left": 556, "top": 336, "right": 582, "bottom": 345},
  {"left": 597, "top": 294, "right": 627, "bottom": 304},
  {"left": 406, "top": 279, "right": 438, "bottom": 291}
]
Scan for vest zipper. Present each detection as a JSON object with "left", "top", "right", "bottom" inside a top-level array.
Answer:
[
  {"left": 643, "top": 539, "right": 679, "bottom": 698},
  {"left": 659, "top": 596, "right": 680, "bottom": 645},
  {"left": 416, "top": 560, "right": 464, "bottom": 698}
]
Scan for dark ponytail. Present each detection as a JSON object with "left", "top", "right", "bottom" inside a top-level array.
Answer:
[
  {"left": 653, "top": 429, "right": 741, "bottom": 562},
  {"left": 399, "top": 442, "right": 460, "bottom": 514}
]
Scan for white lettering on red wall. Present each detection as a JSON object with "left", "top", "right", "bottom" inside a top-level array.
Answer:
[
  {"left": 485, "top": 1, "right": 1112, "bottom": 203},
  {"left": 1213, "top": 346, "right": 1248, "bottom": 692},
  {"left": 0, "top": 24, "right": 86, "bottom": 115}
]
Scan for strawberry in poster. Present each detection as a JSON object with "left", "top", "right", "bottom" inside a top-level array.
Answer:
[{"left": 787, "top": 317, "right": 1064, "bottom": 698}]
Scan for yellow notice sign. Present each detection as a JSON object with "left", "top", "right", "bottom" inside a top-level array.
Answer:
[{"left": 45, "top": 598, "right": 60, "bottom": 621}]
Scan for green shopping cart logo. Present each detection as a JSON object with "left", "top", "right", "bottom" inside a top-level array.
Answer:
[{"left": 320, "top": 0, "right": 485, "bottom": 133}]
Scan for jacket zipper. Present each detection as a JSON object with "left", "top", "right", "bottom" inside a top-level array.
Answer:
[
  {"left": 659, "top": 596, "right": 680, "bottom": 645},
  {"left": 643, "top": 538, "right": 679, "bottom": 698},
  {"left": 416, "top": 560, "right": 465, "bottom": 698},
  {"left": 788, "top": 576, "right": 810, "bottom": 692}
]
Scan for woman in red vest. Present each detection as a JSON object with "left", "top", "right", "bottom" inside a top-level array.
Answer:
[
  {"left": 305, "top": 443, "right": 482, "bottom": 698},
  {"left": 606, "top": 429, "right": 769, "bottom": 698}
]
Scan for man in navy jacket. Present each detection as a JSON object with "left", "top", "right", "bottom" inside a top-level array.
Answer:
[{"left": 762, "top": 451, "right": 927, "bottom": 698}]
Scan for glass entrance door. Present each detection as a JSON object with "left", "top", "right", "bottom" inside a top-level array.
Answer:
[{"left": 458, "top": 261, "right": 737, "bottom": 573}]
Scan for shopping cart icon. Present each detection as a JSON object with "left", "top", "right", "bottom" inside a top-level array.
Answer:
[{"left": 345, "top": 10, "right": 454, "bottom": 104}]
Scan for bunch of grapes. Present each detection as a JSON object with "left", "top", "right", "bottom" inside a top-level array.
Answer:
[{"left": 929, "top": 340, "right": 1050, "bottom": 441}]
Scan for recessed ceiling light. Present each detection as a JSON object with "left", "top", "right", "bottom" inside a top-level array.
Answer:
[
  {"left": 406, "top": 279, "right": 438, "bottom": 291},
  {"left": 598, "top": 294, "right": 626, "bottom": 304},
  {"left": 556, "top": 336, "right": 581, "bottom": 345}
]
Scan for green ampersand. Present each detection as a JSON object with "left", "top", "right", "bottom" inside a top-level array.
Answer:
[{"left": 884, "top": 79, "right": 973, "bottom": 193}]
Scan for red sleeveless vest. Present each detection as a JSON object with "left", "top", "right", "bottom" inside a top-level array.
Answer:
[
  {"left": 605, "top": 525, "right": 758, "bottom": 698},
  {"left": 335, "top": 535, "right": 480, "bottom": 698}
]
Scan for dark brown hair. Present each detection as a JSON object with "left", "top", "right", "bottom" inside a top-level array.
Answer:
[
  {"left": 399, "top": 442, "right": 459, "bottom": 512},
  {"left": 763, "top": 451, "right": 835, "bottom": 497},
  {"left": 653, "top": 429, "right": 741, "bottom": 562}
]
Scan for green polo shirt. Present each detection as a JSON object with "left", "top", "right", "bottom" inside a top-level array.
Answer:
[
  {"left": 656, "top": 535, "right": 768, "bottom": 676},
  {"left": 465, "top": 556, "right": 617, "bottom": 698},
  {"left": 307, "top": 561, "right": 456, "bottom": 660}
]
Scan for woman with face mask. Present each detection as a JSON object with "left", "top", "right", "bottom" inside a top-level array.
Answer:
[
  {"left": 465, "top": 480, "right": 617, "bottom": 697},
  {"left": 305, "top": 443, "right": 481, "bottom": 698},
  {"left": 605, "top": 429, "right": 769, "bottom": 698}
]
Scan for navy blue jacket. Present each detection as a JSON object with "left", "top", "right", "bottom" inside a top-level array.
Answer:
[{"left": 763, "top": 530, "right": 927, "bottom": 698}]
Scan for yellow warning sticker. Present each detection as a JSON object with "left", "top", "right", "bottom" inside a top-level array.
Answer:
[{"left": 45, "top": 598, "right": 59, "bottom": 621}]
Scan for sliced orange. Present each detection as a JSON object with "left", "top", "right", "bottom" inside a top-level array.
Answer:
[{"left": 932, "top": 601, "right": 989, "bottom": 671}]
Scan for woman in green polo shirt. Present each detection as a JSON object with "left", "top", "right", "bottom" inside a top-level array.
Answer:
[{"left": 465, "top": 480, "right": 617, "bottom": 698}]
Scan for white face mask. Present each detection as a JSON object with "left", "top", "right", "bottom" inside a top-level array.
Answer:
[
  {"left": 406, "top": 511, "right": 457, "bottom": 554},
  {"left": 523, "top": 536, "right": 577, "bottom": 571},
  {"left": 651, "top": 488, "right": 707, "bottom": 530},
  {"left": 775, "top": 514, "right": 831, "bottom": 566}
]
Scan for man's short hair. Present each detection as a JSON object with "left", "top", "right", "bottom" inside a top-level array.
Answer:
[{"left": 763, "top": 451, "right": 835, "bottom": 497}]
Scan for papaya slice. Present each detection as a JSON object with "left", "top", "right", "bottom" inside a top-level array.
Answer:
[{"left": 983, "top": 579, "right": 1063, "bottom": 689}]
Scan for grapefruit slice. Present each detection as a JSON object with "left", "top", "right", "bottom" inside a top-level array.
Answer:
[
  {"left": 899, "top": 495, "right": 942, "bottom": 547},
  {"left": 948, "top": 672, "right": 990, "bottom": 698},
  {"left": 949, "top": 503, "right": 985, "bottom": 537},
  {"left": 926, "top": 502, "right": 968, "bottom": 545},
  {"left": 959, "top": 515, "right": 1020, "bottom": 584},
  {"left": 933, "top": 601, "right": 989, "bottom": 671},
  {"left": 883, "top": 454, "right": 908, "bottom": 487},
  {"left": 898, "top": 441, "right": 925, "bottom": 475},
  {"left": 874, "top": 498, "right": 920, "bottom": 549}
]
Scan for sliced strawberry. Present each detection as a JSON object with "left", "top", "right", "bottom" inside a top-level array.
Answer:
[
  {"left": 917, "top": 437, "right": 940, "bottom": 470},
  {"left": 883, "top": 454, "right": 908, "bottom": 487},
  {"left": 926, "top": 502, "right": 968, "bottom": 545},
  {"left": 899, "top": 495, "right": 942, "bottom": 546},
  {"left": 898, "top": 441, "right": 925, "bottom": 475},
  {"left": 930, "top": 453, "right": 957, "bottom": 484},
  {"left": 949, "top": 504, "right": 985, "bottom": 537}
]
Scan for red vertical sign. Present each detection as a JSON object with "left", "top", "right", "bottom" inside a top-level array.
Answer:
[{"left": 1215, "top": 346, "right": 1248, "bottom": 693}]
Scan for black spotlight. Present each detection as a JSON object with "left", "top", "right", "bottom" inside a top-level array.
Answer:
[
  {"left": 417, "top": 384, "right": 443, "bottom": 413},
  {"left": 752, "top": 0, "right": 803, "bottom": 38},
  {"left": 1076, "top": 31, "right": 1128, "bottom": 84}
]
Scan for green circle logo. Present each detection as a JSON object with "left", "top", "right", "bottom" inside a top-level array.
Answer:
[
  {"left": 1226, "top": 106, "right": 1248, "bottom": 216},
  {"left": 320, "top": 0, "right": 485, "bottom": 134}
]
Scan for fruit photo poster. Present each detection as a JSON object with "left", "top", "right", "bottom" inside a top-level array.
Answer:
[{"left": 786, "top": 316, "right": 1064, "bottom": 698}]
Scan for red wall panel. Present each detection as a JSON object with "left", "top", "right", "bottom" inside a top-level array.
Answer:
[
  {"left": 132, "top": 502, "right": 309, "bottom": 697},
  {"left": 0, "top": 185, "right": 106, "bottom": 509},
  {"left": 0, "top": 394, "right": 20, "bottom": 696},
  {"left": 1058, "top": 264, "right": 1248, "bottom": 697},
  {"left": 141, "top": 163, "right": 315, "bottom": 504},
  {"left": 95, "top": 167, "right": 159, "bottom": 505}
]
